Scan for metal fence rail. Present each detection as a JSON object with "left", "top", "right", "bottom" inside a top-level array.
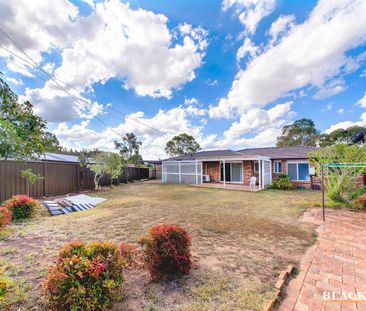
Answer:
[{"left": 0, "top": 160, "right": 149, "bottom": 203}]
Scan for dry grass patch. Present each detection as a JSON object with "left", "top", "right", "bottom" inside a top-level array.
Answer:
[{"left": 0, "top": 182, "right": 320, "bottom": 310}]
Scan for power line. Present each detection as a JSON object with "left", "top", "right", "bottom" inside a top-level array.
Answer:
[
  {"left": 1, "top": 59, "right": 163, "bottom": 159},
  {"left": 0, "top": 27, "right": 167, "bottom": 157},
  {"left": 0, "top": 36, "right": 167, "bottom": 136}
]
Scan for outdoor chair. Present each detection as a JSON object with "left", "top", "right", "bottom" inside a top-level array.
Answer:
[{"left": 249, "top": 176, "right": 257, "bottom": 188}]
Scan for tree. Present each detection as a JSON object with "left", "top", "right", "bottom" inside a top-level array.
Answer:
[
  {"left": 276, "top": 119, "right": 320, "bottom": 147},
  {"left": 105, "top": 153, "right": 122, "bottom": 186},
  {"left": 114, "top": 133, "right": 142, "bottom": 183},
  {"left": 89, "top": 152, "right": 122, "bottom": 189},
  {"left": 20, "top": 168, "right": 44, "bottom": 196},
  {"left": 319, "top": 126, "right": 364, "bottom": 147},
  {"left": 89, "top": 152, "right": 109, "bottom": 190},
  {"left": 308, "top": 144, "right": 366, "bottom": 207},
  {"left": 165, "top": 133, "right": 201, "bottom": 157},
  {"left": 0, "top": 73, "right": 47, "bottom": 159},
  {"left": 43, "top": 132, "right": 61, "bottom": 152}
]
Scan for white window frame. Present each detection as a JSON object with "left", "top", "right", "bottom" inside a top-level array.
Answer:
[
  {"left": 286, "top": 161, "right": 310, "bottom": 181},
  {"left": 274, "top": 160, "right": 282, "bottom": 173}
]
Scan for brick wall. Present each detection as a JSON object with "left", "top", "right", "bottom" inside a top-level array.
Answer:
[
  {"left": 205, "top": 161, "right": 220, "bottom": 182},
  {"left": 243, "top": 161, "right": 252, "bottom": 185}
]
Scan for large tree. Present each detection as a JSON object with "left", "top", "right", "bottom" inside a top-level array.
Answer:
[
  {"left": 165, "top": 133, "right": 201, "bottom": 157},
  {"left": 114, "top": 132, "right": 142, "bottom": 182},
  {"left": 276, "top": 118, "right": 320, "bottom": 147},
  {"left": 0, "top": 73, "right": 47, "bottom": 159},
  {"left": 43, "top": 132, "right": 61, "bottom": 152},
  {"left": 319, "top": 126, "right": 364, "bottom": 147}
]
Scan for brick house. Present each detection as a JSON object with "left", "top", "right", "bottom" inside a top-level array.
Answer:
[{"left": 162, "top": 146, "right": 318, "bottom": 189}]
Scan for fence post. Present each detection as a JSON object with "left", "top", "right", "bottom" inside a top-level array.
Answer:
[{"left": 43, "top": 162, "right": 46, "bottom": 197}]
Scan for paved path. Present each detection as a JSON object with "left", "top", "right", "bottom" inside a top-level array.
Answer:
[{"left": 277, "top": 209, "right": 366, "bottom": 311}]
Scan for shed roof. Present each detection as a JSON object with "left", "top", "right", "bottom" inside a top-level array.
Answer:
[{"left": 39, "top": 152, "right": 79, "bottom": 163}]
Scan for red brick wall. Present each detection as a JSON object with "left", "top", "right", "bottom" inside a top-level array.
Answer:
[
  {"left": 243, "top": 161, "right": 252, "bottom": 185},
  {"left": 205, "top": 161, "right": 220, "bottom": 182}
]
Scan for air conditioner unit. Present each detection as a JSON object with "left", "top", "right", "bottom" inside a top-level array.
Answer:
[{"left": 202, "top": 174, "right": 210, "bottom": 182}]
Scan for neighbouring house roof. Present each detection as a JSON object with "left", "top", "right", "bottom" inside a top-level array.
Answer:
[
  {"left": 238, "top": 146, "right": 318, "bottom": 159},
  {"left": 39, "top": 152, "right": 79, "bottom": 163}
]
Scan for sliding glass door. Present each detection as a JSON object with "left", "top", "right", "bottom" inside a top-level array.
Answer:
[{"left": 220, "top": 162, "right": 243, "bottom": 183}]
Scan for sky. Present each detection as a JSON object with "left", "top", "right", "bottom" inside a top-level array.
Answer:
[{"left": 0, "top": 0, "right": 366, "bottom": 159}]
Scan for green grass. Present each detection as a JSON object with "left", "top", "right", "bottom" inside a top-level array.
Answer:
[{"left": 0, "top": 182, "right": 320, "bottom": 310}]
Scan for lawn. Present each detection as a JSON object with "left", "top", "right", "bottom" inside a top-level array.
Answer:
[{"left": 0, "top": 182, "right": 321, "bottom": 310}]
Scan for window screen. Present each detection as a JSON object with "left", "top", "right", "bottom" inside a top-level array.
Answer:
[
  {"left": 298, "top": 163, "right": 309, "bottom": 181},
  {"left": 287, "top": 163, "right": 297, "bottom": 180}
]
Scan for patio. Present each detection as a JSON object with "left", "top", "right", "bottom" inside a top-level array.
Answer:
[{"left": 189, "top": 182, "right": 260, "bottom": 192}]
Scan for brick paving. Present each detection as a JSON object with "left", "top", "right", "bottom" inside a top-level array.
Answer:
[{"left": 277, "top": 209, "right": 366, "bottom": 311}]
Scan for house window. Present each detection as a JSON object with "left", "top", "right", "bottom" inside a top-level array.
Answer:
[
  {"left": 287, "top": 162, "right": 310, "bottom": 181},
  {"left": 274, "top": 161, "right": 282, "bottom": 173},
  {"left": 254, "top": 161, "right": 259, "bottom": 173}
]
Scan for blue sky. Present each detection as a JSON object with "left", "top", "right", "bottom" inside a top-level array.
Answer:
[{"left": 1, "top": 0, "right": 366, "bottom": 158}]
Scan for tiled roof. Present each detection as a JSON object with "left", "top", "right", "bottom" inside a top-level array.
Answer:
[
  {"left": 166, "top": 149, "right": 243, "bottom": 161},
  {"left": 238, "top": 146, "right": 318, "bottom": 159}
]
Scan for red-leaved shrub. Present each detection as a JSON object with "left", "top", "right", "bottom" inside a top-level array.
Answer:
[
  {"left": 2, "top": 195, "right": 38, "bottom": 220},
  {"left": 139, "top": 224, "right": 192, "bottom": 280},
  {"left": 0, "top": 207, "right": 12, "bottom": 230},
  {"left": 354, "top": 193, "right": 366, "bottom": 209},
  {"left": 44, "top": 240, "right": 124, "bottom": 310},
  {"left": 119, "top": 242, "right": 141, "bottom": 269}
]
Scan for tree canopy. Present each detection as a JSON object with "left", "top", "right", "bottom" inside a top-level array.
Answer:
[
  {"left": 319, "top": 126, "right": 364, "bottom": 147},
  {"left": 276, "top": 118, "right": 319, "bottom": 147},
  {"left": 165, "top": 133, "right": 201, "bottom": 157},
  {"left": 114, "top": 132, "right": 142, "bottom": 165},
  {"left": 0, "top": 73, "right": 47, "bottom": 159}
]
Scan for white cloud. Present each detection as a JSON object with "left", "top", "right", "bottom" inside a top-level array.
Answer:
[
  {"left": 6, "top": 77, "right": 23, "bottom": 85},
  {"left": 222, "top": 0, "right": 276, "bottom": 35},
  {"left": 313, "top": 78, "right": 346, "bottom": 99},
  {"left": 268, "top": 15, "right": 295, "bottom": 45},
  {"left": 338, "top": 108, "right": 344, "bottom": 113},
  {"left": 218, "top": 101, "right": 293, "bottom": 146},
  {"left": 1, "top": 0, "right": 208, "bottom": 114},
  {"left": 211, "top": 0, "right": 366, "bottom": 119},
  {"left": 236, "top": 38, "right": 258, "bottom": 62},
  {"left": 236, "top": 127, "right": 282, "bottom": 147},
  {"left": 324, "top": 113, "right": 366, "bottom": 134},
  {"left": 21, "top": 83, "right": 104, "bottom": 123},
  {"left": 184, "top": 97, "right": 198, "bottom": 105},
  {"left": 358, "top": 92, "right": 366, "bottom": 108},
  {"left": 53, "top": 105, "right": 216, "bottom": 158}
]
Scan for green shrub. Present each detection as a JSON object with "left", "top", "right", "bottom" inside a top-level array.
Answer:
[
  {"left": 269, "top": 174, "right": 295, "bottom": 190},
  {"left": 44, "top": 240, "right": 125, "bottom": 310},
  {"left": 0, "top": 266, "right": 13, "bottom": 304},
  {"left": 2, "top": 195, "right": 38, "bottom": 220},
  {"left": 139, "top": 224, "right": 192, "bottom": 281}
]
